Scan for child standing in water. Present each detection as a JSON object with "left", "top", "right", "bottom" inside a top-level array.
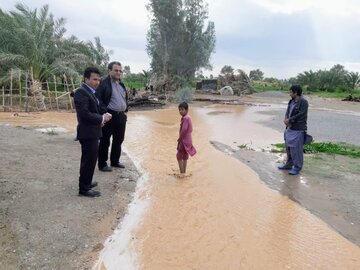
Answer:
[{"left": 177, "top": 102, "right": 196, "bottom": 175}]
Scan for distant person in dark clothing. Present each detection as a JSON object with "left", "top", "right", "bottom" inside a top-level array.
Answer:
[
  {"left": 278, "top": 84, "right": 309, "bottom": 175},
  {"left": 132, "top": 88, "right": 137, "bottom": 98},
  {"left": 74, "top": 67, "right": 111, "bottom": 197},
  {"left": 96, "top": 61, "right": 129, "bottom": 172}
]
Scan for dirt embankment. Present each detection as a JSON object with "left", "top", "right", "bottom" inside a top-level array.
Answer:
[{"left": 0, "top": 122, "right": 139, "bottom": 269}]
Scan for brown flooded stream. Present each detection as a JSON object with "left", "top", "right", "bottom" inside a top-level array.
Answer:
[{"left": 98, "top": 104, "right": 360, "bottom": 269}]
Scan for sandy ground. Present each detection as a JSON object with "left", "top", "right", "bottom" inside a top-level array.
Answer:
[
  {"left": 0, "top": 92, "right": 359, "bottom": 269},
  {"left": 0, "top": 114, "right": 139, "bottom": 269}
]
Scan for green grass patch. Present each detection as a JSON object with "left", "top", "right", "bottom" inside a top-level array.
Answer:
[
  {"left": 238, "top": 144, "right": 255, "bottom": 151},
  {"left": 46, "top": 129, "right": 58, "bottom": 136},
  {"left": 238, "top": 144, "right": 248, "bottom": 149},
  {"left": 122, "top": 78, "right": 145, "bottom": 89},
  {"left": 273, "top": 142, "right": 360, "bottom": 158},
  {"left": 305, "top": 88, "right": 360, "bottom": 99},
  {"left": 310, "top": 91, "right": 360, "bottom": 99}
]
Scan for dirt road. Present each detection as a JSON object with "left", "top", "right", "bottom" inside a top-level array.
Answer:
[{"left": 0, "top": 113, "right": 139, "bottom": 270}]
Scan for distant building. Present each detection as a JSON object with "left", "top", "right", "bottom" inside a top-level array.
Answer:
[{"left": 196, "top": 79, "right": 218, "bottom": 91}]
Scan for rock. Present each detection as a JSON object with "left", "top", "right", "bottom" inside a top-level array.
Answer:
[{"left": 219, "top": 86, "right": 234, "bottom": 95}]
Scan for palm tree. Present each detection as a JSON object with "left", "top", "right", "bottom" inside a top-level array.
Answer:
[
  {"left": 141, "top": 69, "right": 151, "bottom": 84},
  {"left": 328, "top": 64, "right": 347, "bottom": 91},
  {"left": 87, "top": 37, "right": 112, "bottom": 67},
  {"left": 297, "top": 70, "right": 317, "bottom": 92},
  {"left": 316, "top": 70, "right": 332, "bottom": 92},
  {"left": 0, "top": 4, "right": 111, "bottom": 110},
  {"left": 345, "top": 72, "right": 360, "bottom": 93},
  {"left": 0, "top": 4, "right": 68, "bottom": 109}
]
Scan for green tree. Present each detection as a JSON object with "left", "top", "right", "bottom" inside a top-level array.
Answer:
[
  {"left": 297, "top": 70, "right": 317, "bottom": 92},
  {"left": 141, "top": 69, "right": 151, "bottom": 85},
  {"left": 0, "top": 4, "right": 111, "bottom": 109},
  {"left": 295, "top": 65, "right": 352, "bottom": 93},
  {"left": 123, "top": 65, "right": 131, "bottom": 77},
  {"left": 345, "top": 71, "right": 360, "bottom": 93},
  {"left": 0, "top": 4, "right": 66, "bottom": 82},
  {"left": 86, "top": 36, "right": 112, "bottom": 67},
  {"left": 146, "top": 0, "right": 215, "bottom": 89},
  {"left": 218, "top": 65, "right": 234, "bottom": 85},
  {"left": 220, "top": 65, "right": 234, "bottom": 81},
  {"left": 249, "top": 69, "right": 264, "bottom": 81},
  {"left": 328, "top": 64, "right": 347, "bottom": 91},
  {"left": 263, "top": 77, "right": 280, "bottom": 84},
  {"left": 316, "top": 70, "right": 332, "bottom": 91}
]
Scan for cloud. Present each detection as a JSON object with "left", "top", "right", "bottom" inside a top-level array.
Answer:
[
  {"left": 206, "top": 0, "right": 360, "bottom": 77},
  {"left": 3, "top": 0, "right": 360, "bottom": 78},
  {"left": 2, "top": 0, "right": 151, "bottom": 72}
]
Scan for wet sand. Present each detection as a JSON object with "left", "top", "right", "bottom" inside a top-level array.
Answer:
[{"left": 98, "top": 104, "right": 360, "bottom": 269}]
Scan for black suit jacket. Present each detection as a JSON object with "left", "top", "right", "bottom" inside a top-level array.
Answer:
[
  {"left": 96, "top": 76, "right": 129, "bottom": 114},
  {"left": 74, "top": 84, "right": 103, "bottom": 140}
]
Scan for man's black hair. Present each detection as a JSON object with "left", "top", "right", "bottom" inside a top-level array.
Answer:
[
  {"left": 108, "top": 61, "right": 122, "bottom": 70},
  {"left": 289, "top": 84, "right": 303, "bottom": 96},
  {"left": 178, "top": 102, "right": 189, "bottom": 110},
  {"left": 83, "top": 67, "right": 100, "bottom": 80}
]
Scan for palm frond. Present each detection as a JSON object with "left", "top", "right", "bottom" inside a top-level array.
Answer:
[{"left": 0, "top": 52, "right": 27, "bottom": 65}]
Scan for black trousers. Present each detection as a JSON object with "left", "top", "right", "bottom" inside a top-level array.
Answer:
[
  {"left": 98, "top": 111, "right": 127, "bottom": 168},
  {"left": 79, "top": 138, "right": 99, "bottom": 192}
]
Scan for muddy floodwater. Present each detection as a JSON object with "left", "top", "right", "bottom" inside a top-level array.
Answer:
[{"left": 97, "top": 104, "right": 360, "bottom": 270}]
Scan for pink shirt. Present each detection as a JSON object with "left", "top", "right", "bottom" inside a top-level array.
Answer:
[{"left": 178, "top": 113, "right": 196, "bottom": 156}]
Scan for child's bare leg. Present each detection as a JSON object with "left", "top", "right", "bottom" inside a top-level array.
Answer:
[
  {"left": 183, "top": 160, "right": 187, "bottom": 173},
  {"left": 181, "top": 160, "right": 186, "bottom": 173},
  {"left": 177, "top": 159, "right": 184, "bottom": 173},
  {"left": 177, "top": 159, "right": 182, "bottom": 173}
]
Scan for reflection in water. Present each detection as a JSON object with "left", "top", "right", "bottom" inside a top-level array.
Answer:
[
  {"left": 97, "top": 104, "right": 360, "bottom": 270},
  {"left": 199, "top": 104, "right": 283, "bottom": 151}
]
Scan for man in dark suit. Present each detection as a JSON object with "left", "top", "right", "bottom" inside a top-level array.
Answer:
[
  {"left": 96, "top": 61, "right": 129, "bottom": 172},
  {"left": 74, "top": 67, "right": 112, "bottom": 197}
]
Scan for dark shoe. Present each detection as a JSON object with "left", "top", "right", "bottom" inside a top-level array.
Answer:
[
  {"left": 99, "top": 166, "right": 112, "bottom": 172},
  {"left": 79, "top": 190, "right": 101, "bottom": 197},
  {"left": 89, "top": 181, "right": 98, "bottom": 188},
  {"left": 289, "top": 168, "right": 301, "bottom": 175},
  {"left": 111, "top": 163, "right": 125, "bottom": 168},
  {"left": 278, "top": 164, "right": 292, "bottom": 170}
]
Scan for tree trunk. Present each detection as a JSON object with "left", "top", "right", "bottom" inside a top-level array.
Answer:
[{"left": 28, "top": 80, "right": 47, "bottom": 111}]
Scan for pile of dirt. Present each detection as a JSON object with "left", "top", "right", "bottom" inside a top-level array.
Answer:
[{"left": 218, "top": 69, "right": 254, "bottom": 95}]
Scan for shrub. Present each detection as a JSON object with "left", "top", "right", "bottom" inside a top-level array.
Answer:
[{"left": 174, "top": 86, "right": 193, "bottom": 103}]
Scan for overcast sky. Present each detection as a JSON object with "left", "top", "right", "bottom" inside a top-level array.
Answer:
[{"left": 2, "top": 0, "right": 360, "bottom": 79}]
